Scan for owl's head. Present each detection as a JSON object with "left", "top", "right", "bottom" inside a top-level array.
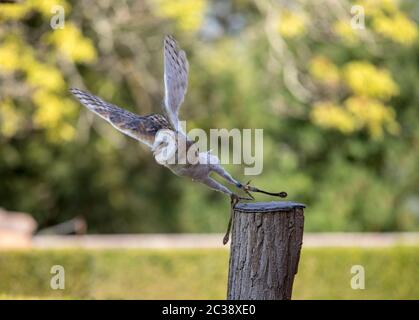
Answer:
[
  {"left": 152, "top": 129, "right": 177, "bottom": 164},
  {"left": 152, "top": 129, "right": 200, "bottom": 165}
]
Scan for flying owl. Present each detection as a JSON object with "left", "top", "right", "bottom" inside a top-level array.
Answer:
[{"left": 70, "top": 35, "right": 266, "bottom": 202}]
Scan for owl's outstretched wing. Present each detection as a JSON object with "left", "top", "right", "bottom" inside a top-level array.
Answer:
[
  {"left": 70, "top": 88, "right": 170, "bottom": 147},
  {"left": 163, "top": 35, "right": 189, "bottom": 133}
]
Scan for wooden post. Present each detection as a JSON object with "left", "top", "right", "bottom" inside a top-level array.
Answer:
[{"left": 227, "top": 201, "right": 305, "bottom": 300}]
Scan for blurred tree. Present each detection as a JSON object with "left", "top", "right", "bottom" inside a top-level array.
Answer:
[{"left": 0, "top": 0, "right": 419, "bottom": 232}]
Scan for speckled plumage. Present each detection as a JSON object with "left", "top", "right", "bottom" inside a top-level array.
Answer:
[
  {"left": 70, "top": 35, "right": 247, "bottom": 199},
  {"left": 70, "top": 88, "right": 170, "bottom": 147}
]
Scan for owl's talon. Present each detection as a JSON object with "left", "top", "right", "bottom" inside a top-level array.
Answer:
[{"left": 241, "top": 181, "right": 288, "bottom": 199}]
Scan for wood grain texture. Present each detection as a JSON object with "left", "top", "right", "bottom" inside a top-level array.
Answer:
[{"left": 227, "top": 201, "right": 305, "bottom": 300}]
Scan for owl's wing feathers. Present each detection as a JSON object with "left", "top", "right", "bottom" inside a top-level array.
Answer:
[
  {"left": 163, "top": 35, "right": 189, "bottom": 133},
  {"left": 70, "top": 88, "right": 170, "bottom": 147}
]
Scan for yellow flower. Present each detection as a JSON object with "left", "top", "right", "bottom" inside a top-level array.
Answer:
[
  {"left": 373, "top": 12, "right": 418, "bottom": 45},
  {"left": 343, "top": 61, "right": 399, "bottom": 100},
  {"left": 0, "top": 0, "right": 70, "bottom": 21},
  {"left": 0, "top": 37, "right": 40, "bottom": 73},
  {"left": 311, "top": 97, "right": 399, "bottom": 139},
  {"left": 311, "top": 102, "right": 357, "bottom": 134},
  {"left": 32, "top": 90, "right": 64, "bottom": 127},
  {"left": 0, "top": 99, "right": 23, "bottom": 138},
  {"left": 0, "top": 3, "right": 31, "bottom": 21},
  {"left": 28, "top": 0, "right": 70, "bottom": 18},
  {"left": 355, "top": 0, "right": 398, "bottom": 16},
  {"left": 26, "top": 63, "right": 66, "bottom": 92},
  {"left": 309, "top": 56, "right": 341, "bottom": 86},
  {"left": 45, "top": 23, "right": 97, "bottom": 63},
  {"left": 345, "top": 96, "right": 399, "bottom": 138},
  {"left": 333, "top": 20, "right": 360, "bottom": 45},
  {"left": 56, "top": 123, "right": 76, "bottom": 141},
  {"left": 277, "top": 10, "right": 306, "bottom": 39},
  {"left": 152, "top": 0, "right": 206, "bottom": 32},
  {"left": 0, "top": 42, "right": 21, "bottom": 72}
]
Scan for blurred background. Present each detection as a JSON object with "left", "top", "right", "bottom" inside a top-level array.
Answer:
[{"left": 0, "top": 0, "right": 418, "bottom": 299}]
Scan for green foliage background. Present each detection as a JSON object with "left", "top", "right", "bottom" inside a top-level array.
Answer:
[
  {"left": 1, "top": 0, "right": 419, "bottom": 233},
  {"left": 1, "top": 247, "right": 418, "bottom": 299}
]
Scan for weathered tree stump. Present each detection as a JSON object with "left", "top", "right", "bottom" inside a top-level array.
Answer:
[{"left": 227, "top": 201, "right": 305, "bottom": 300}]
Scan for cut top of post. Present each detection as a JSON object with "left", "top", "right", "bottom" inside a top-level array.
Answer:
[{"left": 234, "top": 201, "right": 305, "bottom": 213}]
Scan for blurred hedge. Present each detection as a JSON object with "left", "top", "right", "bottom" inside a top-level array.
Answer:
[{"left": 0, "top": 246, "right": 418, "bottom": 299}]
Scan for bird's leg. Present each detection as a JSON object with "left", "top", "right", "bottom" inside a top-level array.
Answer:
[
  {"left": 200, "top": 177, "right": 249, "bottom": 245},
  {"left": 211, "top": 165, "right": 240, "bottom": 186},
  {"left": 211, "top": 165, "right": 253, "bottom": 200},
  {"left": 200, "top": 177, "right": 251, "bottom": 201},
  {"left": 200, "top": 177, "right": 235, "bottom": 196},
  {"left": 210, "top": 166, "right": 287, "bottom": 199}
]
